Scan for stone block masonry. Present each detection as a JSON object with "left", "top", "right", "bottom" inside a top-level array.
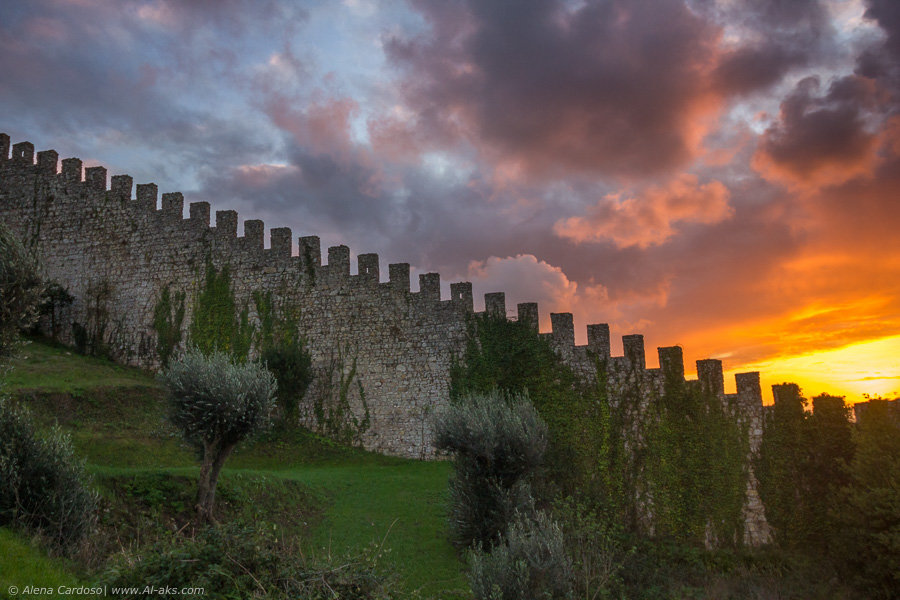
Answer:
[{"left": 0, "top": 134, "right": 769, "bottom": 544}]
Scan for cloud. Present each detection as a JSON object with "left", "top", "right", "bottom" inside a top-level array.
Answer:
[
  {"left": 385, "top": 0, "right": 727, "bottom": 179},
  {"left": 553, "top": 174, "right": 733, "bottom": 248},
  {"left": 710, "top": 0, "right": 832, "bottom": 96},
  {"left": 752, "top": 75, "right": 887, "bottom": 188}
]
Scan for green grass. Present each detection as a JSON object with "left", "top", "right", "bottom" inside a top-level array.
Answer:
[
  {"left": 4, "top": 339, "right": 158, "bottom": 393},
  {"left": 1, "top": 339, "right": 467, "bottom": 597},
  {"left": 0, "top": 529, "right": 89, "bottom": 599}
]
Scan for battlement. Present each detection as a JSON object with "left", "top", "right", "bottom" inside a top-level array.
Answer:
[
  {"left": 0, "top": 135, "right": 764, "bottom": 401},
  {"left": 0, "top": 134, "right": 765, "bottom": 451}
]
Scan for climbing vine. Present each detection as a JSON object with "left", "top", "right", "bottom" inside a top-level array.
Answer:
[
  {"left": 312, "top": 344, "right": 370, "bottom": 446},
  {"left": 188, "top": 263, "right": 253, "bottom": 360},
  {"left": 451, "top": 312, "right": 749, "bottom": 546},
  {"left": 152, "top": 284, "right": 185, "bottom": 367},
  {"left": 450, "top": 312, "right": 609, "bottom": 497},
  {"left": 72, "top": 278, "right": 114, "bottom": 357},
  {"left": 253, "top": 291, "right": 312, "bottom": 427},
  {"left": 643, "top": 373, "right": 748, "bottom": 546}
]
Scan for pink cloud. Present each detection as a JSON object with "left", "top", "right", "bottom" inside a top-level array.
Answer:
[{"left": 553, "top": 174, "right": 733, "bottom": 248}]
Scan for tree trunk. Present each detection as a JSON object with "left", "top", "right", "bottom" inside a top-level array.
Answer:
[
  {"left": 196, "top": 440, "right": 236, "bottom": 523},
  {"left": 195, "top": 441, "right": 216, "bottom": 523}
]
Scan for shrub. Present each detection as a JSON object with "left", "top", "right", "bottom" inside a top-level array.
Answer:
[
  {"left": 261, "top": 337, "right": 312, "bottom": 427},
  {"left": 160, "top": 348, "right": 276, "bottom": 521},
  {"left": 434, "top": 390, "right": 548, "bottom": 549},
  {"left": 0, "top": 223, "right": 43, "bottom": 361},
  {"left": 0, "top": 396, "right": 97, "bottom": 552},
  {"left": 253, "top": 290, "right": 312, "bottom": 427},
  {"left": 101, "top": 523, "right": 394, "bottom": 599},
  {"left": 468, "top": 511, "right": 573, "bottom": 600},
  {"left": 552, "top": 498, "right": 629, "bottom": 600}
]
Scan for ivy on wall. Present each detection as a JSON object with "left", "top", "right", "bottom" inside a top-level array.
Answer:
[
  {"left": 152, "top": 284, "right": 185, "bottom": 367},
  {"left": 188, "top": 263, "right": 253, "bottom": 360},
  {"left": 72, "top": 278, "right": 114, "bottom": 357},
  {"left": 312, "top": 344, "right": 370, "bottom": 446},
  {"left": 643, "top": 374, "right": 748, "bottom": 546},
  {"left": 451, "top": 312, "right": 750, "bottom": 547}
]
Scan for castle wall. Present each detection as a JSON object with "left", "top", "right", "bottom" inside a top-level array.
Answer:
[{"left": 0, "top": 134, "right": 769, "bottom": 543}]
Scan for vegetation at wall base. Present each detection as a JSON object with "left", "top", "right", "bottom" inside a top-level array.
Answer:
[
  {"left": 1, "top": 338, "right": 467, "bottom": 598},
  {"left": 254, "top": 290, "right": 313, "bottom": 427},
  {"left": 445, "top": 314, "right": 898, "bottom": 599}
]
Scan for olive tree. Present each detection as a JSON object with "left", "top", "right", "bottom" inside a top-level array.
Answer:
[
  {"left": 0, "top": 223, "right": 43, "bottom": 362},
  {"left": 160, "top": 348, "right": 276, "bottom": 522},
  {"left": 434, "top": 390, "right": 548, "bottom": 549}
]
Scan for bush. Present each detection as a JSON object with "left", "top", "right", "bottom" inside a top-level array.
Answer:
[
  {"left": 469, "top": 511, "right": 573, "bottom": 600},
  {"left": 160, "top": 348, "right": 276, "bottom": 521},
  {"left": 0, "top": 396, "right": 97, "bottom": 552},
  {"left": 0, "top": 223, "right": 43, "bottom": 361},
  {"left": 101, "top": 523, "right": 394, "bottom": 599},
  {"left": 261, "top": 337, "right": 312, "bottom": 427},
  {"left": 552, "top": 498, "right": 629, "bottom": 600},
  {"left": 434, "top": 390, "right": 548, "bottom": 549}
]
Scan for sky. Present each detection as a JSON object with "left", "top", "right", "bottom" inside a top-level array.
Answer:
[{"left": 1, "top": 0, "right": 898, "bottom": 404}]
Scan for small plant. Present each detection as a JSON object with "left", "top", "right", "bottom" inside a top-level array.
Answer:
[
  {"left": 552, "top": 497, "right": 630, "bottom": 600},
  {"left": 0, "top": 396, "right": 98, "bottom": 553},
  {"left": 159, "top": 348, "right": 276, "bottom": 522},
  {"left": 261, "top": 340, "right": 312, "bottom": 426},
  {"left": 468, "top": 511, "right": 573, "bottom": 600},
  {"left": 434, "top": 390, "right": 547, "bottom": 549}
]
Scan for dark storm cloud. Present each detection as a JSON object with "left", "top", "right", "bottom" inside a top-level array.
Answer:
[
  {"left": 383, "top": 0, "right": 844, "bottom": 180},
  {"left": 385, "top": 0, "right": 725, "bottom": 178},
  {"left": 753, "top": 75, "right": 886, "bottom": 187},
  {"left": 864, "top": 0, "right": 900, "bottom": 57},
  {"left": 711, "top": 0, "right": 832, "bottom": 96}
]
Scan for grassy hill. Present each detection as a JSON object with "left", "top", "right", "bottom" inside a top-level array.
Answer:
[{"left": 1, "top": 339, "right": 466, "bottom": 598}]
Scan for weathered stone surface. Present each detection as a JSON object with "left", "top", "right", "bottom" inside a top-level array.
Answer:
[{"left": 0, "top": 136, "right": 770, "bottom": 544}]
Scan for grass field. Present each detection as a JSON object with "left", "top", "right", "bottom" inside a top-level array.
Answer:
[{"left": 1, "top": 338, "right": 467, "bottom": 598}]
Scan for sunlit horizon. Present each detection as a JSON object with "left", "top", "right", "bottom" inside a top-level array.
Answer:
[{"left": 726, "top": 335, "right": 900, "bottom": 406}]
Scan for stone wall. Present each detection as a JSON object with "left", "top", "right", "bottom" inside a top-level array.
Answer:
[{"left": 0, "top": 134, "right": 769, "bottom": 543}]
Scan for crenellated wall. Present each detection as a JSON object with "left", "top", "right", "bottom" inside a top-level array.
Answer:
[{"left": 0, "top": 134, "right": 769, "bottom": 544}]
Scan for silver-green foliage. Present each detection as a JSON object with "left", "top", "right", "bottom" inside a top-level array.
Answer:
[
  {"left": 0, "top": 395, "right": 98, "bottom": 552},
  {"left": 161, "top": 347, "right": 276, "bottom": 449},
  {"left": 434, "top": 390, "right": 548, "bottom": 549},
  {"left": 469, "top": 511, "right": 574, "bottom": 600},
  {"left": 160, "top": 348, "right": 276, "bottom": 520},
  {"left": 0, "top": 223, "right": 43, "bottom": 361}
]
